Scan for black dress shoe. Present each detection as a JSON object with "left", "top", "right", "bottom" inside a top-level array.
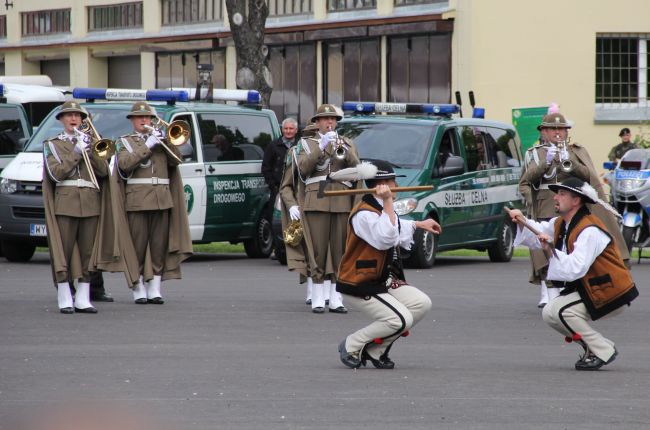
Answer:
[
  {"left": 305, "top": 299, "right": 312, "bottom": 305},
  {"left": 329, "top": 306, "right": 348, "bottom": 314},
  {"left": 147, "top": 297, "right": 165, "bottom": 305},
  {"left": 361, "top": 349, "right": 395, "bottom": 369},
  {"left": 325, "top": 299, "right": 329, "bottom": 306},
  {"left": 312, "top": 307, "right": 325, "bottom": 314},
  {"left": 575, "top": 348, "right": 617, "bottom": 371},
  {"left": 134, "top": 298, "right": 148, "bottom": 305},
  {"left": 59, "top": 307, "right": 74, "bottom": 315},
  {"left": 90, "top": 293, "right": 114, "bottom": 302},
  {"left": 74, "top": 306, "right": 98, "bottom": 314},
  {"left": 338, "top": 339, "right": 361, "bottom": 369}
]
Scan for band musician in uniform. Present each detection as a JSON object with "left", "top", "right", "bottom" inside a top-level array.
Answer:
[
  {"left": 337, "top": 160, "right": 439, "bottom": 369},
  {"left": 510, "top": 177, "right": 638, "bottom": 370},
  {"left": 43, "top": 102, "right": 109, "bottom": 314},
  {"left": 116, "top": 102, "right": 192, "bottom": 305},
  {"left": 296, "top": 104, "right": 360, "bottom": 314},
  {"left": 519, "top": 105, "right": 630, "bottom": 308}
]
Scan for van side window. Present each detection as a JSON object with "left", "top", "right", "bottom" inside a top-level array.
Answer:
[
  {"left": 486, "top": 127, "right": 521, "bottom": 167},
  {"left": 461, "top": 126, "right": 493, "bottom": 171},
  {"left": 171, "top": 114, "right": 197, "bottom": 162},
  {"left": 0, "top": 107, "right": 27, "bottom": 155},
  {"left": 198, "top": 113, "right": 274, "bottom": 162}
]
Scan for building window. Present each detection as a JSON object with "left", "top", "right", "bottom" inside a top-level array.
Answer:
[
  {"left": 596, "top": 36, "right": 648, "bottom": 104},
  {"left": 21, "top": 9, "right": 71, "bottom": 36},
  {"left": 0, "top": 15, "right": 6, "bottom": 38},
  {"left": 394, "top": 0, "right": 447, "bottom": 5},
  {"left": 88, "top": 2, "right": 143, "bottom": 31},
  {"left": 161, "top": 0, "right": 223, "bottom": 25},
  {"left": 268, "top": 0, "right": 312, "bottom": 15},
  {"left": 325, "top": 39, "right": 380, "bottom": 107},
  {"left": 156, "top": 50, "right": 226, "bottom": 90},
  {"left": 328, "top": 0, "right": 376, "bottom": 11}
]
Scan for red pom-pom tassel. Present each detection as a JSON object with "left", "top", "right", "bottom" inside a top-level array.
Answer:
[
  {"left": 401, "top": 330, "right": 410, "bottom": 337},
  {"left": 564, "top": 336, "right": 573, "bottom": 343},
  {"left": 373, "top": 338, "right": 383, "bottom": 344},
  {"left": 572, "top": 333, "right": 582, "bottom": 342}
]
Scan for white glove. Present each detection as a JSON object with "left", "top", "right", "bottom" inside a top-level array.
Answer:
[
  {"left": 145, "top": 134, "right": 160, "bottom": 149},
  {"left": 545, "top": 146, "right": 558, "bottom": 165},
  {"left": 73, "top": 138, "right": 89, "bottom": 154},
  {"left": 319, "top": 131, "right": 337, "bottom": 151},
  {"left": 289, "top": 205, "right": 301, "bottom": 221}
]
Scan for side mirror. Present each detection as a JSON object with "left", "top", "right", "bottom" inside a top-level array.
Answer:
[
  {"left": 433, "top": 155, "right": 465, "bottom": 178},
  {"left": 603, "top": 161, "right": 615, "bottom": 171},
  {"left": 16, "top": 137, "right": 28, "bottom": 153}
]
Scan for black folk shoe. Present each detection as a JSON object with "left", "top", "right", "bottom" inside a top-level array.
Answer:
[
  {"left": 575, "top": 348, "right": 618, "bottom": 371},
  {"left": 338, "top": 339, "right": 361, "bottom": 369},
  {"left": 361, "top": 349, "right": 395, "bottom": 369},
  {"left": 74, "top": 307, "right": 98, "bottom": 314}
]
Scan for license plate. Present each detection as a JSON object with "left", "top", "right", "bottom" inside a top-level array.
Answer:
[{"left": 30, "top": 224, "right": 47, "bottom": 237}]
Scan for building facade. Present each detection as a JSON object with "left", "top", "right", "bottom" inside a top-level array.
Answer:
[{"left": 0, "top": 0, "right": 649, "bottom": 163}]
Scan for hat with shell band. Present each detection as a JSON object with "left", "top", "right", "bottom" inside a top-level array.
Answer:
[
  {"left": 55, "top": 101, "right": 88, "bottom": 120},
  {"left": 548, "top": 177, "right": 597, "bottom": 204},
  {"left": 310, "top": 104, "right": 342, "bottom": 122},
  {"left": 126, "top": 101, "right": 158, "bottom": 118}
]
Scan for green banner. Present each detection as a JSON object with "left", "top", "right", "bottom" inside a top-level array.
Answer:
[{"left": 512, "top": 106, "right": 547, "bottom": 152}]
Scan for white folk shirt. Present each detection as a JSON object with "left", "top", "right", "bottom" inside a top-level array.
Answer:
[
  {"left": 513, "top": 216, "right": 611, "bottom": 282},
  {"left": 351, "top": 197, "right": 416, "bottom": 251}
]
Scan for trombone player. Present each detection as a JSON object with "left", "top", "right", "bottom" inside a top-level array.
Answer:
[
  {"left": 43, "top": 101, "right": 109, "bottom": 314},
  {"left": 116, "top": 102, "right": 192, "bottom": 305},
  {"left": 519, "top": 105, "right": 630, "bottom": 308}
]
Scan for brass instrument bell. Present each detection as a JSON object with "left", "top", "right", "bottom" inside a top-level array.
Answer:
[
  {"left": 151, "top": 116, "right": 191, "bottom": 146},
  {"left": 78, "top": 118, "right": 116, "bottom": 160}
]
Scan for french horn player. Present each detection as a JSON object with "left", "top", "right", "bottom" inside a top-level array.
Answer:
[{"left": 519, "top": 104, "right": 630, "bottom": 309}]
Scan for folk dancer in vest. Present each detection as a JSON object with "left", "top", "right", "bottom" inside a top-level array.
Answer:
[
  {"left": 337, "top": 160, "right": 440, "bottom": 369},
  {"left": 510, "top": 177, "right": 638, "bottom": 370},
  {"left": 297, "top": 104, "right": 360, "bottom": 314},
  {"left": 116, "top": 102, "right": 192, "bottom": 305},
  {"left": 519, "top": 104, "right": 630, "bottom": 308},
  {"left": 43, "top": 102, "right": 109, "bottom": 314}
]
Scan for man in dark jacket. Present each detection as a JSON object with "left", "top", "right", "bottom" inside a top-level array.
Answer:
[{"left": 262, "top": 117, "right": 298, "bottom": 217}]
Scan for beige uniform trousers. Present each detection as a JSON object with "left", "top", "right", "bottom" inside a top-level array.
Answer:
[
  {"left": 55, "top": 215, "right": 99, "bottom": 283},
  {"left": 303, "top": 211, "right": 348, "bottom": 283},
  {"left": 127, "top": 210, "right": 169, "bottom": 276},
  {"left": 343, "top": 285, "right": 431, "bottom": 359},
  {"left": 542, "top": 291, "right": 622, "bottom": 362}
]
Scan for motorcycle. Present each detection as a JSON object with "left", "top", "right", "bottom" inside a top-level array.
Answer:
[{"left": 604, "top": 148, "right": 650, "bottom": 253}]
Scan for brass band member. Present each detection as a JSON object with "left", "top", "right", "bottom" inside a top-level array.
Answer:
[
  {"left": 297, "top": 104, "right": 360, "bottom": 313},
  {"left": 116, "top": 102, "right": 192, "bottom": 305},
  {"left": 519, "top": 105, "right": 630, "bottom": 307},
  {"left": 43, "top": 101, "right": 108, "bottom": 314},
  {"left": 510, "top": 177, "right": 638, "bottom": 370}
]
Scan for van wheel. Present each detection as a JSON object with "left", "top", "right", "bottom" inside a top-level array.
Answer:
[
  {"left": 244, "top": 217, "right": 273, "bottom": 258},
  {"left": 406, "top": 225, "right": 437, "bottom": 268},
  {"left": 1, "top": 240, "right": 36, "bottom": 262},
  {"left": 488, "top": 221, "right": 514, "bottom": 262}
]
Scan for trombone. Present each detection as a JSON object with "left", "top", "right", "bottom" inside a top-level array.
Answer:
[
  {"left": 143, "top": 116, "right": 191, "bottom": 163},
  {"left": 73, "top": 118, "right": 116, "bottom": 189}
]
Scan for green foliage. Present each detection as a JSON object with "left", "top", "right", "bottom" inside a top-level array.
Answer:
[{"left": 634, "top": 120, "right": 650, "bottom": 148}]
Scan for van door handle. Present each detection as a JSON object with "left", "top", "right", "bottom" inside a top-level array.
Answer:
[
  {"left": 207, "top": 165, "right": 215, "bottom": 173},
  {"left": 195, "top": 168, "right": 203, "bottom": 173}
]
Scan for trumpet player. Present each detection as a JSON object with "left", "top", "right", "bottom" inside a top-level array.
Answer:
[
  {"left": 42, "top": 101, "right": 109, "bottom": 314},
  {"left": 296, "top": 104, "right": 360, "bottom": 314},
  {"left": 519, "top": 105, "right": 630, "bottom": 308},
  {"left": 116, "top": 102, "right": 192, "bottom": 305}
]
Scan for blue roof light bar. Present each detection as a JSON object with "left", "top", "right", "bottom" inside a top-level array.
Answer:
[
  {"left": 342, "top": 101, "right": 460, "bottom": 116},
  {"left": 72, "top": 88, "right": 189, "bottom": 103}
]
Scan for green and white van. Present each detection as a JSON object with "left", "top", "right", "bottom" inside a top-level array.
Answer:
[
  {"left": 273, "top": 101, "right": 525, "bottom": 268},
  {"left": 0, "top": 88, "right": 279, "bottom": 261}
]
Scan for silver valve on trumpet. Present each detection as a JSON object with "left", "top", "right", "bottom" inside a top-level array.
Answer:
[{"left": 554, "top": 133, "right": 573, "bottom": 173}]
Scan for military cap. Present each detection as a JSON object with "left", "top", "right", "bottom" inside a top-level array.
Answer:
[
  {"left": 537, "top": 112, "right": 571, "bottom": 130},
  {"left": 126, "top": 101, "right": 157, "bottom": 118},
  {"left": 55, "top": 101, "right": 88, "bottom": 120},
  {"left": 619, "top": 127, "right": 631, "bottom": 137},
  {"left": 310, "top": 104, "right": 342, "bottom": 123}
]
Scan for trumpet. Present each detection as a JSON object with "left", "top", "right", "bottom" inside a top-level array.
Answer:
[
  {"left": 555, "top": 137, "right": 573, "bottom": 173},
  {"left": 144, "top": 117, "right": 191, "bottom": 163},
  {"left": 283, "top": 219, "right": 304, "bottom": 247},
  {"left": 327, "top": 126, "right": 347, "bottom": 160}
]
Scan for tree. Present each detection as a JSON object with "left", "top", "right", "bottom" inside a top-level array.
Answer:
[{"left": 225, "top": 0, "right": 272, "bottom": 107}]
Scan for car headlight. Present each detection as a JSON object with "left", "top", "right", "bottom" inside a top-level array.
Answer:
[
  {"left": 394, "top": 198, "right": 417, "bottom": 215},
  {"left": 0, "top": 178, "right": 17, "bottom": 194},
  {"left": 616, "top": 179, "right": 646, "bottom": 192}
]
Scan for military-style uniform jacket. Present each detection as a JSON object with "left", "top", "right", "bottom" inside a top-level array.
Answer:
[
  {"left": 519, "top": 142, "right": 630, "bottom": 261},
  {"left": 552, "top": 212, "right": 638, "bottom": 320},
  {"left": 608, "top": 142, "right": 638, "bottom": 162},
  {"left": 296, "top": 133, "right": 360, "bottom": 213},
  {"left": 116, "top": 132, "right": 193, "bottom": 281}
]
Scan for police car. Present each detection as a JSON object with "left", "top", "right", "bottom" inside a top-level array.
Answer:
[
  {"left": 274, "top": 101, "right": 524, "bottom": 268},
  {"left": 0, "top": 87, "right": 280, "bottom": 261}
]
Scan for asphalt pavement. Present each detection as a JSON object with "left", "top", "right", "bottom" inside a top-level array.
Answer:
[{"left": 1, "top": 252, "right": 650, "bottom": 430}]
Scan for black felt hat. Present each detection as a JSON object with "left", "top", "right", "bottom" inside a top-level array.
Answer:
[{"left": 548, "top": 177, "right": 597, "bottom": 204}]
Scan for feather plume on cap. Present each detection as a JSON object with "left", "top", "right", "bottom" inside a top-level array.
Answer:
[
  {"left": 547, "top": 102, "right": 560, "bottom": 114},
  {"left": 580, "top": 183, "right": 621, "bottom": 219},
  {"left": 328, "top": 162, "right": 378, "bottom": 182}
]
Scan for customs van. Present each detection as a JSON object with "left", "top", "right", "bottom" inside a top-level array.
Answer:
[
  {"left": 0, "top": 87, "right": 279, "bottom": 261},
  {"left": 274, "top": 101, "right": 524, "bottom": 268}
]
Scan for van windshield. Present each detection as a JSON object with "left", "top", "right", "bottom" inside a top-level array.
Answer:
[
  {"left": 338, "top": 121, "right": 435, "bottom": 168},
  {"left": 25, "top": 107, "right": 133, "bottom": 152}
]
